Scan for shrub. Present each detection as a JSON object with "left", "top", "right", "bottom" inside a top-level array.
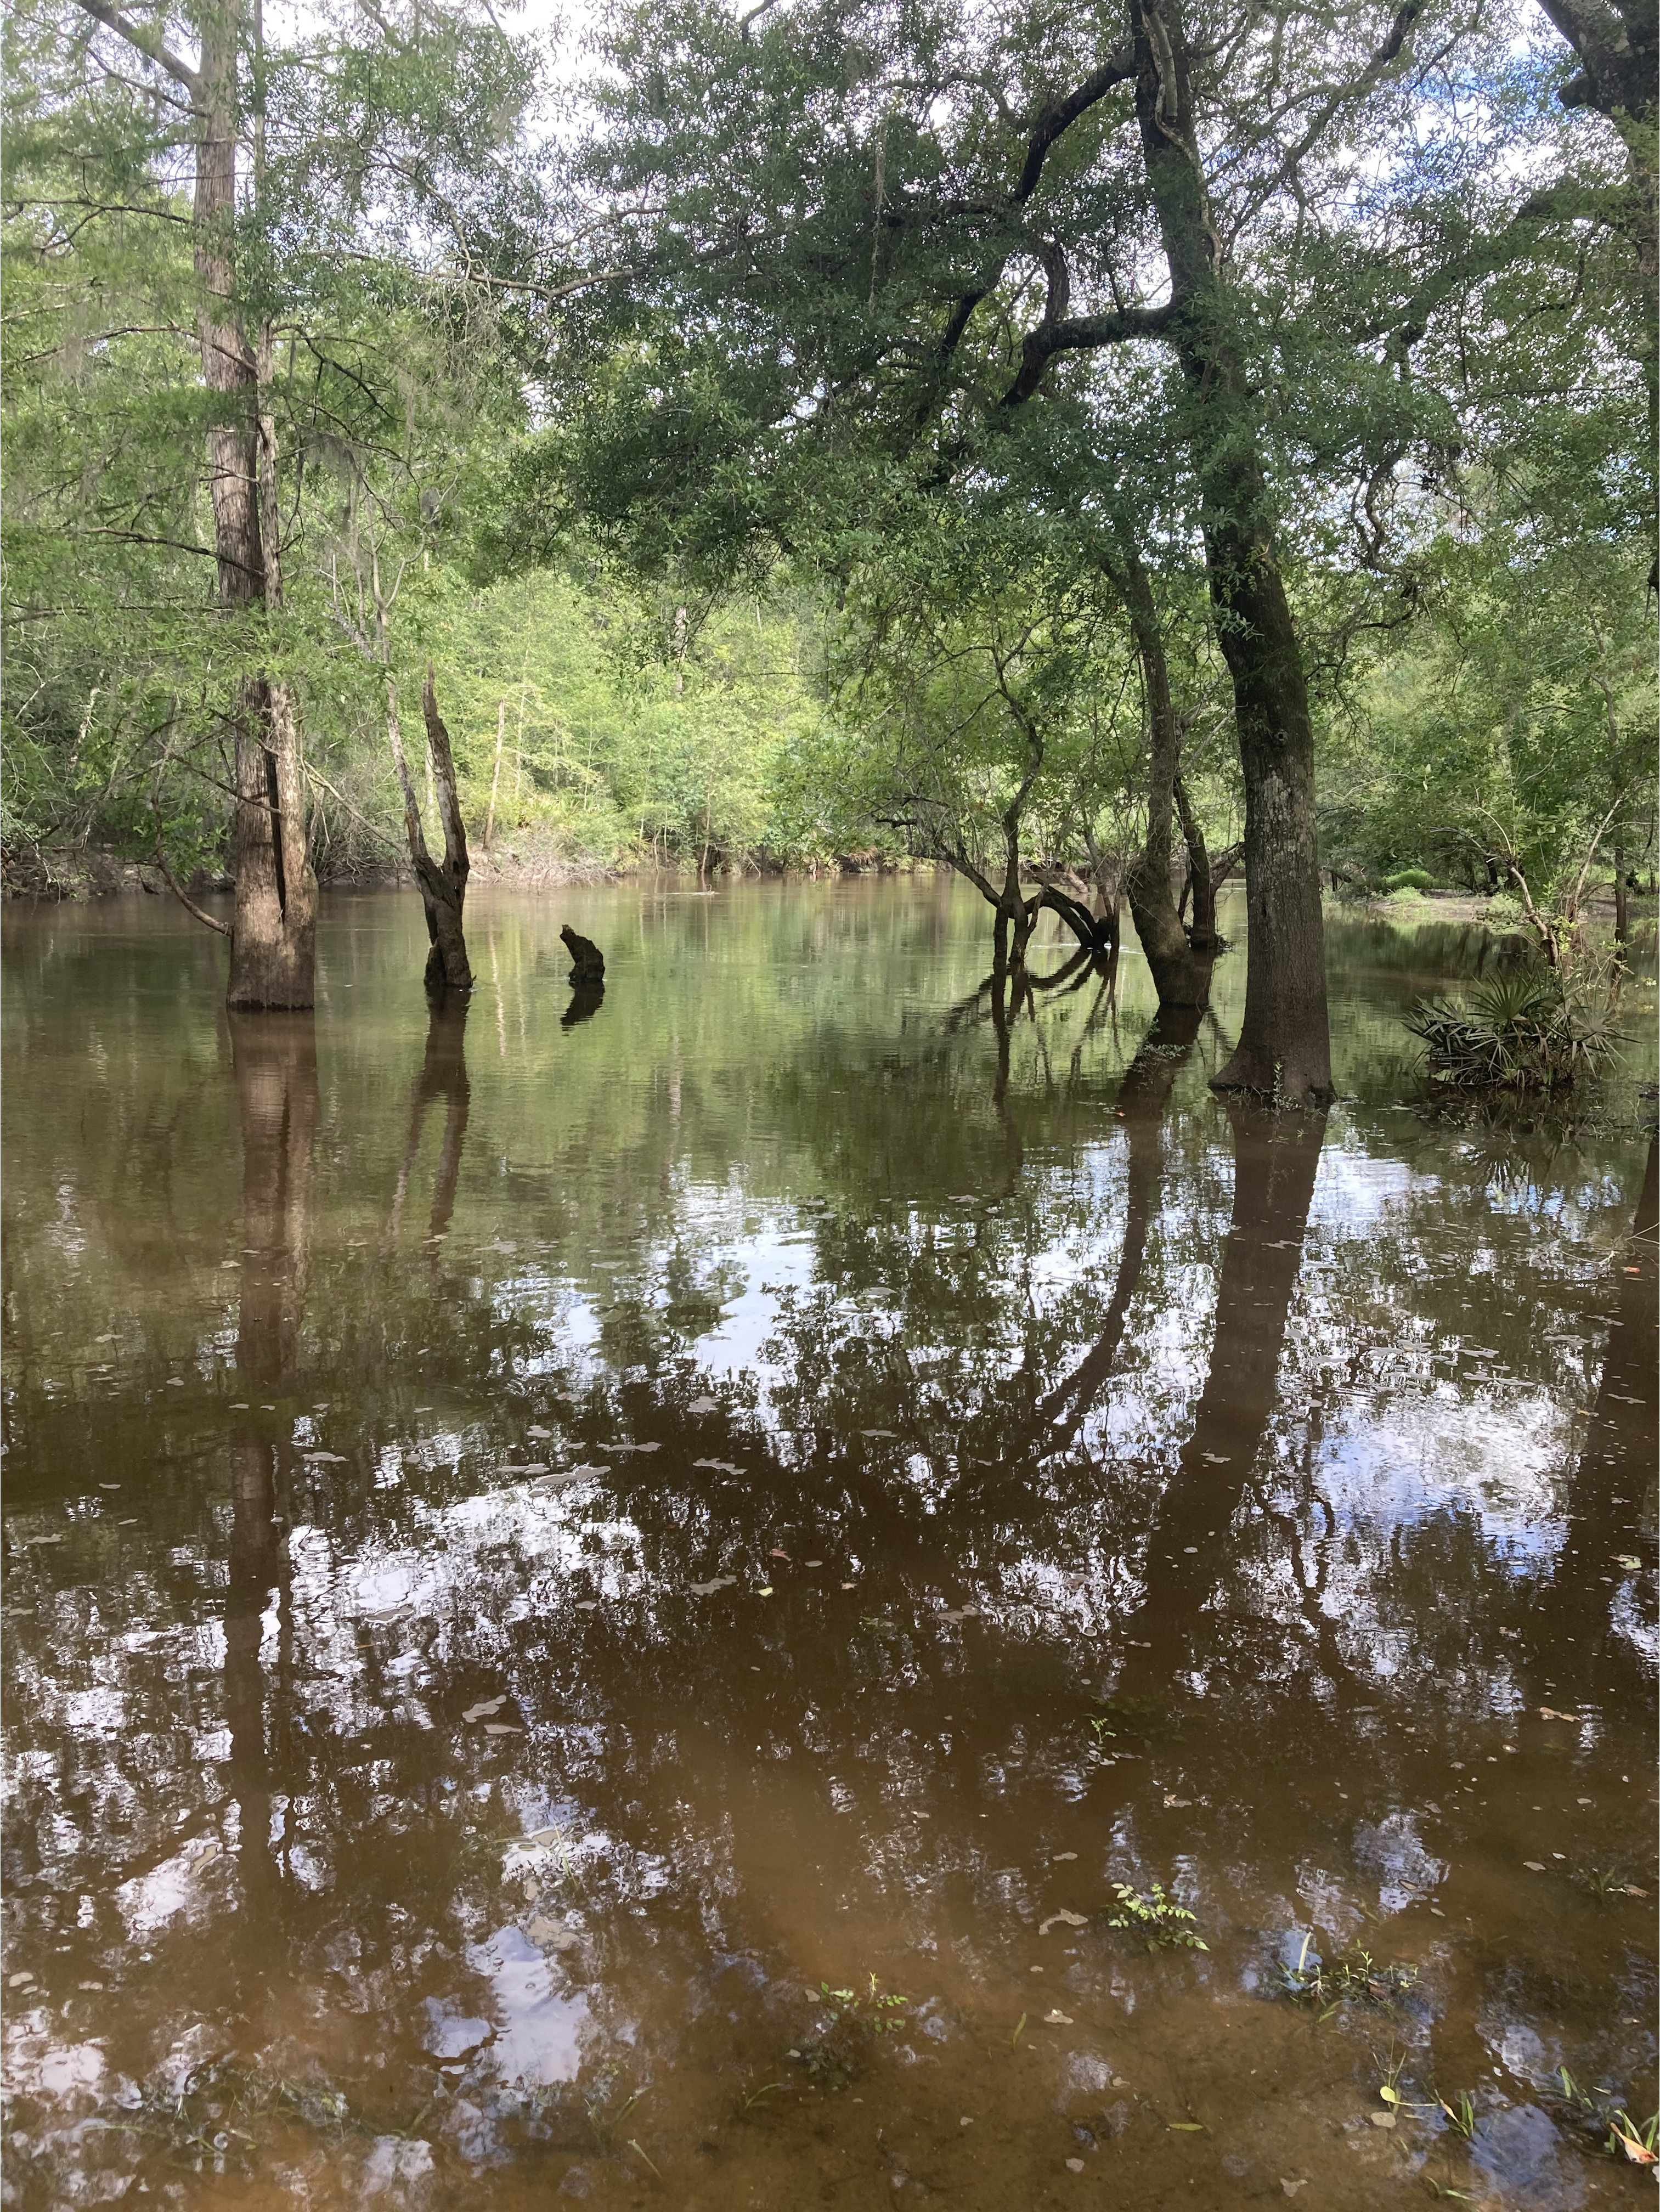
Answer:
[
  {"left": 1404, "top": 968, "right": 1624, "bottom": 1090},
  {"left": 1384, "top": 867, "right": 1436, "bottom": 893}
]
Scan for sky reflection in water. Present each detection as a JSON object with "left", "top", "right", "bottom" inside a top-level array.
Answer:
[{"left": 1, "top": 880, "right": 1655, "bottom": 2210}]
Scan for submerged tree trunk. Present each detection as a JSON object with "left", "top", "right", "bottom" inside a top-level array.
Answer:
[
  {"left": 196, "top": 0, "right": 315, "bottom": 1008},
  {"left": 1031, "top": 1002, "right": 1203, "bottom": 1449},
  {"left": 1114, "top": 540, "right": 1215, "bottom": 1008},
  {"left": 1532, "top": 1133, "right": 1656, "bottom": 1708},
  {"left": 1133, "top": 0, "right": 1331, "bottom": 1103},
  {"left": 385, "top": 996, "right": 473, "bottom": 1250},
  {"left": 388, "top": 667, "right": 472, "bottom": 994}
]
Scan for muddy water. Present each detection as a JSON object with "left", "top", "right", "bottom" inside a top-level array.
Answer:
[{"left": 2, "top": 882, "right": 1655, "bottom": 2212}]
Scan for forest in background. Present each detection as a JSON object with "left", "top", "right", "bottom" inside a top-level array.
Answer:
[{"left": 0, "top": 0, "right": 1653, "bottom": 1092}]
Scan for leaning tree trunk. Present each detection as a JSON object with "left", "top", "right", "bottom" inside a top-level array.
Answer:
[
  {"left": 1114, "top": 538, "right": 1215, "bottom": 1007},
  {"left": 1133, "top": 0, "right": 1332, "bottom": 1103},
  {"left": 388, "top": 667, "right": 473, "bottom": 994}
]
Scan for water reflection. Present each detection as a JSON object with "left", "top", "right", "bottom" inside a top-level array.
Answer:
[
  {"left": 1, "top": 885, "right": 1653, "bottom": 2211},
  {"left": 387, "top": 994, "right": 472, "bottom": 1250},
  {"left": 227, "top": 1011, "right": 317, "bottom": 1915}
]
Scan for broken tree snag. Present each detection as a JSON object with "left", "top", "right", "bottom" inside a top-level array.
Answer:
[
  {"left": 388, "top": 668, "right": 473, "bottom": 994},
  {"left": 560, "top": 925, "right": 605, "bottom": 983},
  {"left": 420, "top": 668, "right": 472, "bottom": 989}
]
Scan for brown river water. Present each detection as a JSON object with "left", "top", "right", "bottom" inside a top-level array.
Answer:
[{"left": 1, "top": 881, "right": 1655, "bottom": 2212}]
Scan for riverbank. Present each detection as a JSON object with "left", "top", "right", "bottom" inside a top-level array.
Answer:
[{"left": 0, "top": 840, "right": 915, "bottom": 902}]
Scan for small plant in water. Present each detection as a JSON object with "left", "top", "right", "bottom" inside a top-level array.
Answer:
[
  {"left": 584, "top": 2079, "right": 646, "bottom": 2154},
  {"left": 1437, "top": 2089, "right": 1478, "bottom": 2141},
  {"left": 818, "top": 1973, "right": 908, "bottom": 2034},
  {"left": 1572, "top": 1860, "right": 1634, "bottom": 1900},
  {"left": 1280, "top": 1933, "right": 1417, "bottom": 2015},
  {"left": 736, "top": 2078, "right": 788, "bottom": 2117},
  {"left": 1608, "top": 2109, "right": 1659, "bottom": 2166},
  {"left": 1105, "top": 1882, "right": 1207, "bottom": 1951}
]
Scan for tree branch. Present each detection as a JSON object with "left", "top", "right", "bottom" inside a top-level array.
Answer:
[
  {"left": 71, "top": 0, "right": 200, "bottom": 94},
  {"left": 998, "top": 303, "right": 1175, "bottom": 406},
  {"left": 151, "top": 799, "right": 230, "bottom": 934}
]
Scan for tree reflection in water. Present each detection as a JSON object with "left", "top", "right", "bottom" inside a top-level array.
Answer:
[{"left": 0, "top": 888, "right": 1652, "bottom": 2211}]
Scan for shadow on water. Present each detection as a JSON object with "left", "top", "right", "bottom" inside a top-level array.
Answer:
[{"left": 0, "top": 882, "right": 1653, "bottom": 2211}]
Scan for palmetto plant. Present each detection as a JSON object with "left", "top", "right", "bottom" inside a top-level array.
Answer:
[{"left": 1405, "top": 967, "right": 1624, "bottom": 1091}]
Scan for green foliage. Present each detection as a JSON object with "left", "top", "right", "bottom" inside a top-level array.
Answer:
[
  {"left": 1104, "top": 1882, "right": 1207, "bottom": 1952},
  {"left": 817, "top": 1975, "right": 908, "bottom": 2036},
  {"left": 1280, "top": 1936, "right": 1418, "bottom": 2015},
  {"left": 1384, "top": 870, "right": 1436, "bottom": 894},
  {"left": 1405, "top": 967, "right": 1624, "bottom": 1091}
]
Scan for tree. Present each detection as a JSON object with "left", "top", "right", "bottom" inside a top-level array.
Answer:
[
  {"left": 4, "top": 0, "right": 543, "bottom": 968},
  {"left": 543, "top": 0, "right": 1495, "bottom": 1099},
  {"left": 63, "top": 0, "right": 318, "bottom": 1004}
]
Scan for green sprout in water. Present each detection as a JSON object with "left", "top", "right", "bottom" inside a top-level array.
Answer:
[
  {"left": 1437, "top": 2089, "right": 1478, "bottom": 2141},
  {"left": 817, "top": 1974, "right": 908, "bottom": 2035},
  {"left": 1280, "top": 1934, "right": 1416, "bottom": 2016},
  {"left": 1105, "top": 1882, "right": 1207, "bottom": 1951},
  {"left": 1608, "top": 2109, "right": 1659, "bottom": 2168}
]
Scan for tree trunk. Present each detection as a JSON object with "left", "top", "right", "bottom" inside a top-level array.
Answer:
[
  {"left": 1613, "top": 840, "right": 1629, "bottom": 944},
  {"left": 388, "top": 668, "right": 473, "bottom": 993},
  {"left": 195, "top": 0, "right": 315, "bottom": 1009},
  {"left": 1173, "top": 772, "right": 1222, "bottom": 950},
  {"left": 1114, "top": 540, "right": 1214, "bottom": 1007},
  {"left": 1132, "top": 0, "right": 1331, "bottom": 1103},
  {"left": 484, "top": 698, "right": 506, "bottom": 850}
]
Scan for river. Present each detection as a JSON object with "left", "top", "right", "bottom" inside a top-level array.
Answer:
[{"left": 2, "top": 879, "right": 1655, "bottom": 2209}]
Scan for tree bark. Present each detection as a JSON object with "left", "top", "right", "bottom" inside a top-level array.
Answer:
[
  {"left": 388, "top": 668, "right": 473, "bottom": 994},
  {"left": 193, "top": 0, "right": 315, "bottom": 1010},
  {"left": 1132, "top": 0, "right": 1332, "bottom": 1103},
  {"left": 1173, "top": 771, "right": 1233, "bottom": 951},
  {"left": 1114, "top": 539, "right": 1215, "bottom": 1007}
]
